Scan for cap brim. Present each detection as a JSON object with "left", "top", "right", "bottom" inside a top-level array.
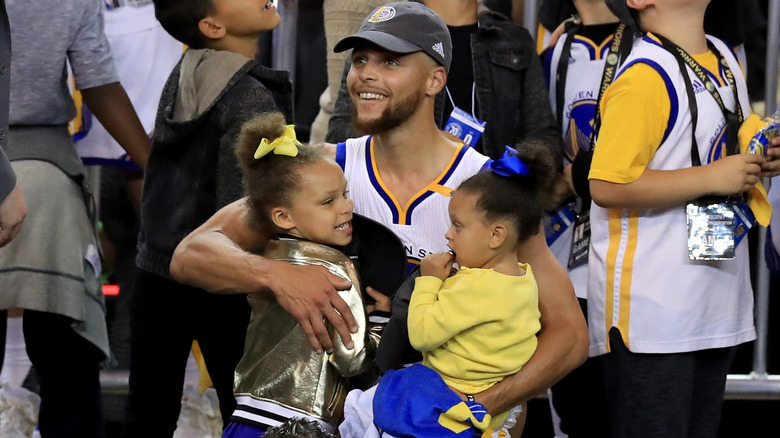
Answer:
[{"left": 333, "top": 30, "right": 423, "bottom": 55}]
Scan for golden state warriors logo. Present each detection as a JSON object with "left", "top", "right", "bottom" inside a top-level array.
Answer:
[
  {"left": 369, "top": 7, "right": 396, "bottom": 22},
  {"left": 564, "top": 98, "right": 597, "bottom": 162},
  {"left": 707, "top": 120, "right": 729, "bottom": 163}
]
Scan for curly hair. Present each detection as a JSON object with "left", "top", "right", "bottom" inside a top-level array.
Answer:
[
  {"left": 263, "top": 417, "right": 336, "bottom": 438},
  {"left": 234, "top": 112, "right": 330, "bottom": 229},
  {"left": 456, "top": 140, "right": 557, "bottom": 243}
]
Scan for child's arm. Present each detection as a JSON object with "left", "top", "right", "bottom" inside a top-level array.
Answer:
[
  {"left": 364, "top": 286, "right": 392, "bottom": 355},
  {"left": 365, "top": 286, "right": 392, "bottom": 314},
  {"left": 407, "top": 274, "right": 482, "bottom": 352},
  {"left": 408, "top": 253, "right": 482, "bottom": 352},
  {"left": 740, "top": 112, "right": 780, "bottom": 178},
  {"left": 588, "top": 62, "right": 764, "bottom": 210},
  {"left": 762, "top": 134, "right": 780, "bottom": 177},
  {"left": 473, "top": 231, "right": 587, "bottom": 415},
  {"left": 171, "top": 198, "right": 357, "bottom": 354},
  {"left": 591, "top": 155, "right": 763, "bottom": 210},
  {"left": 81, "top": 83, "right": 150, "bottom": 169}
]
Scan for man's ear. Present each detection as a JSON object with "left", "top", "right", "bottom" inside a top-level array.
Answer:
[
  {"left": 198, "top": 16, "right": 226, "bottom": 40},
  {"left": 489, "top": 223, "right": 508, "bottom": 249},
  {"left": 626, "top": 0, "right": 653, "bottom": 11},
  {"left": 271, "top": 207, "right": 295, "bottom": 231},
  {"left": 426, "top": 67, "right": 447, "bottom": 97}
]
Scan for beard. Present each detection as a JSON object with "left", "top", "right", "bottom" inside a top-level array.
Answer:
[{"left": 351, "top": 89, "right": 424, "bottom": 136}]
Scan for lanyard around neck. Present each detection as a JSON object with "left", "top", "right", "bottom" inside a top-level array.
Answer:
[
  {"left": 555, "top": 23, "right": 632, "bottom": 149},
  {"left": 588, "top": 23, "right": 631, "bottom": 150},
  {"left": 445, "top": 83, "right": 478, "bottom": 121},
  {"left": 655, "top": 34, "right": 743, "bottom": 166}
]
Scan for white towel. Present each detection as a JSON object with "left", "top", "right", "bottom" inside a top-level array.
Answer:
[{"left": 338, "top": 385, "right": 394, "bottom": 438}]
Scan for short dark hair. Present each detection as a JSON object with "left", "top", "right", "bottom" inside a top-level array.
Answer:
[
  {"left": 263, "top": 417, "right": 336, "bottom": 438},
  {"left": 153, "top": 0, "right": 215, "bottom": 49}
]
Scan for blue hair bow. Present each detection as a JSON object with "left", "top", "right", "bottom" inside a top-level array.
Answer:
[{"left": 489, "top": 146, "right": 528, "bottom": 177}]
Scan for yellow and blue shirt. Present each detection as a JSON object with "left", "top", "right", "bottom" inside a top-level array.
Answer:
[{"left": 587, "top": 34, "right": 757, "bottom": 356}]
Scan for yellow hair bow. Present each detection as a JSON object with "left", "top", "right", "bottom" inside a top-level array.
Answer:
[{"left": 254, "top": 125, "right": 301, "bottom": 159}]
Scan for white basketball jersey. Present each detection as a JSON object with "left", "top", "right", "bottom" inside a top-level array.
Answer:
[
  {"left": 75, "top": 4, "right": 182, "bottom": 166},
  {"left": 336, "top": 136, "right": 490, "bottom": 273},
  {"left": 587, "top": 35, "right": 755, "bottom": 356},
  {"left": 545, "top": 31, "right": 617, "bottom": 299},
  {"left": 548, "top": 32, "right": 615, "bottom": 162}
]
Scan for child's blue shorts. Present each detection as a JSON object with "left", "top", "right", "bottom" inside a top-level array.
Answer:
[{"left": 222, "top": 422, "right": 266, "bottom": 438}]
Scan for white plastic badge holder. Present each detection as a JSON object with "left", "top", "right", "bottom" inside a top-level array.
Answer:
[
  {"left": 568, "top": 208, "right": 591, "bottom": 269},
  {"left": 443, "top": 85, "right": 486, "bottom": 148},
  {"left": 687, "top": 198, "right": 736, "bottom": 260},
  {"left": 444, "top": 107, "right": 486, "bottom": 148}
]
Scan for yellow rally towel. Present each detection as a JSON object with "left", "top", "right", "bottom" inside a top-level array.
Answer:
[
  {"left": 438, "top": 401, "right": 492, "bottom": 434},
  {"left": 738, "top": 114, "right": 772, "bottom": 227},
  {"left": 191, "top": 341, "right": 213, "bottom": 395}
]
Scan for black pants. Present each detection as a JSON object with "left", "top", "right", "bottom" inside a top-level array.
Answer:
[
  {"left": 550, "top": 301, "right": 609, "bottom": 438},
  {"left": 0, "top": 309, "right": 106, "bottom": 437},
  {"left": 602, "top": 328, "right": 736, "bottom": 438},
  {"left": 120, "top": 268, "right": 250, "bottom": 438}
]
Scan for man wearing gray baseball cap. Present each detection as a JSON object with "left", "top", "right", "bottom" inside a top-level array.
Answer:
[
  {"left": 326, "top": 0, "right": 564, "bottom": 167},
  {"left": 330, "top": 1, "right": 455, "bottom": 138},
  {"left": 333, "top": 1, "right": 452, "bottom": 72}
]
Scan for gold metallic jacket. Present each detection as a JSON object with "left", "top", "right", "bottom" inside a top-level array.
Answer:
[{"left": 231, "top": 239, "right": 381, "bottom": 432}]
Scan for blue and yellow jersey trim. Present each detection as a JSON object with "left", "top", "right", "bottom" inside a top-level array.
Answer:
[
  {"left": 365, "top": 137, "right": 468, "bottom": 226},
  {"left": 644, "top": 33, "right": 728, "bottom": 87},
  {"left": 69, "top": 77, "right": 92, "bottom": 143},
  {"left": 615, "top": 56, "right": 679, "bottom": 147},
  {"left": 604, "top": 209, "right": 639, "bottom": 352},
  {"left": 537, "top": 24, "right": 550, "bottom": 55},
  {"left": 573, "top": 34, "right": 615, "bottom": 61},
  {"left": 640, "top": 33, "right": 746, "bottom": 161},
  {"left": 541, "top": 34, "right": 616, "bottom": 88}
]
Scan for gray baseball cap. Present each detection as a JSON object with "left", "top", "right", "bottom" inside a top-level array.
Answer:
[
  {"left": 333, "top": 2, "right": 452, "bottom": 72},
  {"left": 604, "top": 0, "right": 641, "bottom": 32}
]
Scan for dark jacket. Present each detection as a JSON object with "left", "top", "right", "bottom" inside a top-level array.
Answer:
[
  {"left": 136, "top": 51, "right": 293, "bottom": 279},
  {"left": 325, "top": 7, "right": 562, "bottom": 164}
]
